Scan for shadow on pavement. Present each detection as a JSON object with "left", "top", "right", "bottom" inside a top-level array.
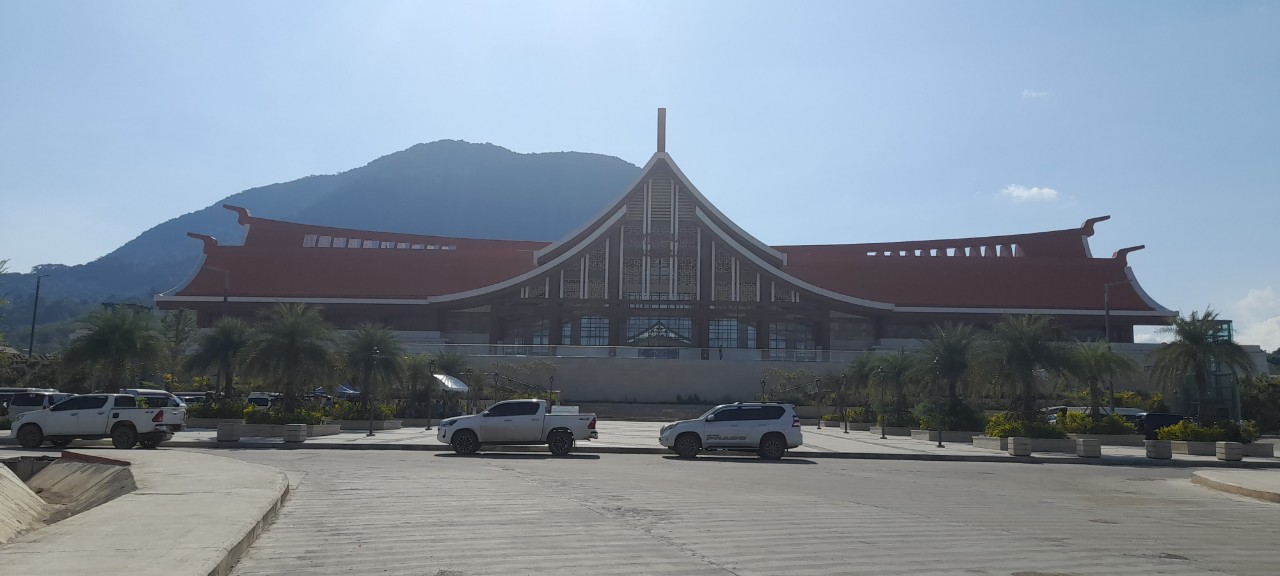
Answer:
[
  {"left": 433, "top": 453, "right": 602, "bottom": 460},
  {"left": 663, "top": 455, "right": 817, "bottom": 465}
]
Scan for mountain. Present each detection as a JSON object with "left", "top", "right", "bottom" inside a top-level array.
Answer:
[{"left": 0, "top": 140, "right": 642, "bottom": 349}]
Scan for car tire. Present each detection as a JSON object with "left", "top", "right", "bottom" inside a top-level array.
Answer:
[
  {"left": 547, "top": 430, "right": 574, "bottom": 456},
  {"left": 758, "top": 434, "right": 786, "bottom": 460},
  {"left": 111, "top": 424, "right": 138, "bottom": 450},
  {"left": 49, "top": 438, "right": 72, "bottom": 448},
  {"left": 451, "top": 430, "right": 479, "bottom": 455},
  {"left": 16, "top": 424, "right": 43, "bottom": 449},
  {"left": 139, "top": 439, "right": 161, "bottom": 449},
  {"left": 674, "top": 433, "right": 701, "bottom": 458}
]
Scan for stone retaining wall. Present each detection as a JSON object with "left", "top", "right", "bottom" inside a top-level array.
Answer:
[
  {"left": 910, "top": 430, "right": 980, "bottom": 443},
  {"left": 1066, "top": 433, "right": 1145, "bottom": 446},
  {"left": 337, "top": 420, "right": 403, "bottom": 431}
]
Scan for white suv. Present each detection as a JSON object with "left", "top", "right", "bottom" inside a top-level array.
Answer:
[{"left": 659, "top": 402, "right": 803, "bottom": 459}]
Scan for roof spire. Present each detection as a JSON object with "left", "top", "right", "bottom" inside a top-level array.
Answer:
[{"left": 657, "top": 108, "right": 666, "bottom": 153}]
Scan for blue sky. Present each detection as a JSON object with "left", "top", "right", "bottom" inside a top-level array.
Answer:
[{"left": 2, "top": 1, "right": 1277, "bottom": 350}]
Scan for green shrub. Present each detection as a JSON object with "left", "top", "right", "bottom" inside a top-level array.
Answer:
[
  {"left": 913, "top": 399, "right": 985, "bottom": 431},
  {"left": 985, "top": 413, "right": 1068, "bottom": 439},
  {"left": 1218, "top": 420, "right": 1261, "bottom": 444},
  {"left": 0, "top": 417, "right": 10, "bottom": 431},
  {"left": 326, "top": 400, "right": 396, "bottom": 421},
  {"left": 187, "top": 401, "right": 248, "bottom": 419},
  {"left": 822, "top": 406, "right": 876, "bottom": 422},
  {"left": 877, "top": 408, "right": 916, "bottom": 428},
  {"left": 1114, "top": 391, "right": 1170, "bottom": 413},
  {"left": 244, "top": 408, "right": 327, "bottom": 425},
  {"left": 1057, "top": 412, "right": 1136, "bottom": 435},
  {"left": 1155, "top": 420, "right": 1225, "bottom": 442}
]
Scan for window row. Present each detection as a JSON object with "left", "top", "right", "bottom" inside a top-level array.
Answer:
[{"left": 302, "top": 234, "right": 457, "bottom": 251}]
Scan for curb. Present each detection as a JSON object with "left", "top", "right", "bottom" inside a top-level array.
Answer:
[
  {"left": 1190, "top": 471, "right": 1280, "bottom": 503},
  {"left": 199, "top": 464, "right": 290, "bottom": 576}
]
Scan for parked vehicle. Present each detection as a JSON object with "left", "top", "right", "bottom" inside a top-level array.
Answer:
[
  {"left": 1135, "top": 412, "right": 1187, "bottom": 440},
  {"left": 1, "top": 388, "right": 54, "bottom": 417},
  {"left": 436, "top": 399, "right": 597, "bottom": 456},
  {"left": 124, "top": 388, "right": 188, "bottom": 432},
  {"left": 10, "top": 394, "right": 178, "bottom": 449},
  {"left": 247, "top": 392, "right": 282, "bottom": 411},
  {"left": 6, "top": 391, "right": 72, "bottom": 418},
  {"left": 659, "top": 402, "right": 803, "bottom": 460}
]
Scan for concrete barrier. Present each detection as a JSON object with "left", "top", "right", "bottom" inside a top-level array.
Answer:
[
  {"left": 1066, "top": 433, "right": 1145, "bottom": 447},
  {"left": 1146, "top": 439, "right": 1172, "bottom": 459},
  {"left": 217, "top": 422, "right": 242, "bottom": 443},
  {"left": 1008, "top": 437, "right": 1032, "bottom": 456},
  {"left": 24, "top": 456, "right": 137, "bottom": 523},
  {"left": 869, "top": 426, "right": 911, "bottom": 437},
  {"left": 910, "top": 430, "right": 980, "bottom": 443},
  {"left": 1076, "top": 438, "right": 1101, "bottom": 458},
  {"left": 0, "top": 464, "right": 48, "bottom": 544},
  {"left": 282, "top": 424, "right": 307, "bottom": 443},
  {"left": 186, "top": 417, "right": 245, "bottom": 430},
  {"left": 1243, "top": 443, "right": 1275, "bottom": 458},
  {"left": 972, "top": 436, "right": 1008, "bottom": 451},
  {"left": 1216, "top": 441, "right": 1243, "bottom": 462},
  {"left": 337, "top": 420, "right": 403, "bottom": 431},
  {"left": 1171, "top": 441, "right": 1217, "bottom": 456}
]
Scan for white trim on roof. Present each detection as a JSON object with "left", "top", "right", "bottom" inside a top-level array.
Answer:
[{"left": 893, "top": 306, "right": 1176, "bottom": 317}]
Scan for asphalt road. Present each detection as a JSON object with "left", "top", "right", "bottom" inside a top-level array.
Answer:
[{"left": 207, "top": 449, "right": 1280, "bottom": 576}]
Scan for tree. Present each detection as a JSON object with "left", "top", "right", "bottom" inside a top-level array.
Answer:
[
  {"left": 870, "top": 351, "right": 916, "bottom": 427},
  {"left": 240, "top": 303, "right": 336, "bottom": 412},
  {"left": 919, "top": 322, "right": 978, "bottom": 402},
  {"left": 972, "top": 315, "right": 1074, "bottom": 421},
  {"left": 159, "top": 308, "right": 197, "bottom": 390},
  {"left": 184, "top": 317, "right": 251, "bottom": 398},
  {"left": 1148, "top": 308, "right": 1257, "bottom": 424},
  {"left": 343, "top": 323, "right": 404, "bottom": 414},
  {"left": 63, "top": 306, "right": 162, "bottom": 391},
  {"left": 1068, "top": 341, "right": 1137, "bottom": 418},
  {"left": 402, "top": 353, "right": 437, "bottom": 419}
]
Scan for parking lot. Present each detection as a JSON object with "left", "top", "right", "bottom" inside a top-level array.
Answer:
[{"left": 213, "top": 449, "right": 1280, "bottom": 576}]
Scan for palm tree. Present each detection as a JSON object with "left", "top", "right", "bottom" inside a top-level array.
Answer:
[
  {"left": 184, "top": 317, "right": 251, "bottom": 398},
  {"left": 429, "top": 351, "right": 470, "bottom": 377},
  {"left": 870, "top": 351, "right": 916, "bottom": 427},
  {"left": 63, "top": 307, "right": 162, "bottom": 391},
  {"left": 240, "top": 303, "right": 336, "bottom": 412},
  {"left": 343, "top": 323, "right": 404, "bottom": 417},
  {"left": 973, "top": 315, "right": 1074, "bottom": 421},
  {"left": 919, "top": 322, "right": 978, "bottom": 401},
  {"left": 402, "top": 353, "right": 437, "bottom": 419},
  {"left": 1149, "top": 309, "right": 1256, "bottom": 424},
  {"left": 1069, "top": 341, "right": 1138, "bottom": 418}
]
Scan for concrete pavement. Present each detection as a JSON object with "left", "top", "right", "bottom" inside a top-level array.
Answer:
[
  {"left": 1191, "top": 469, "right": 1280, "bottom": 503},
  {"left": 0, "top": 449, "right": 289, "bottom": 576}
]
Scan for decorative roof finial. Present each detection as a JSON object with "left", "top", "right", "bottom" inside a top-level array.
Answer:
[{"left": 657, "top": 108, "right": 666, "bottom": 153}]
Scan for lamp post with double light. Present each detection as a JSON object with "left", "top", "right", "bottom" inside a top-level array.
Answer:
[{"left": 424, "top": 359, "right": 437, "bottom": 430}]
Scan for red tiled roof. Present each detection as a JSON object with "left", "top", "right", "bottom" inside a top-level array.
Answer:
[{"left": 176, "top": 209, "right": 547, "bottom": 299}]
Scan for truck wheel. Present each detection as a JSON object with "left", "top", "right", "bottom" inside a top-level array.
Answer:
[
  {"left": 451, "top": 430, "right": 479, "bottom": 455},
  {"left": 50, "top": 439, "right": 72, "bottom": 448},
  {"left": 547, "top": 430, "right": 574, "bottom": 456},
  {"left": 674, "top": 433, "right": 701, "bottom": 458},
  {"left": 139, "top": 439, "right": 161, "bottom": 449},
  {"left": 111, "top": 424, "right": 138, "bottom": 449},
  {"left": 758, "top": 433, "right": 786, "bottom": 460},
  {"left": 17, "top": 424, "right": 44, "bottom": 449}
]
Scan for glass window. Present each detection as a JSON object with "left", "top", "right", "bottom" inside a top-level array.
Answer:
[
  {"left": 580, "top": 316, "right": 609, "bottom": 346},
  {"left": 333, "top": 237, "right": 348, "bottom": 248},
  {"left": 348, "top": 239, "right": 362, "bottom": 249},
  {"left": 52, "top": 395, "right": 108, "bottom": 411},
  {"left": 759, "top": 406, "right": 785, "bottom": 420},
  {"left": 711, "top": 407, "right": 740, "bottom": 422},
  {"left": 11, "top": 393, "right": 45, "bottom": 406},
  {"left": 317, "top": 236, "right": 332, "bottom": 247},
  {"left": 303, "top": 234, "right": 318, "bottom": 247},
  {"left": 487, "top": 402, "right": 520, "bottom": 417},
  {"left": 114, "top": 396, "right": 138, "bottom": 408},
  {"left": 363, "top": 240, "right": 377, "bottom": 248},
  {"left": 510, "top": 401, "right": 541, "bottom": 416}
]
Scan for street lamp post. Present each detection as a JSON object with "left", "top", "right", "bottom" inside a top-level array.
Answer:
[
  {"left": 367, "top": 346, "right": 380, "bottom": 437},
  {"left": 933, "top": 357, "right": 944, "bottom": 449},
  {"left": 424, "top": 359, "right": 437, "bottom": 430},
  {"left": 759, "top": 378, "right": 767, "bottom": 402},
  {"left": 548, "top": 375, "right": 555, "bottom": 405},
  {"left": 1103, "top": 279, "right": 1136, "bottom": 411},
  {"left": 841, "top": 371, "right": 849, "bottom": 434},
  {"left": 27, "top": 274, "right": 49, "bottom": 357},
  {"left": 876, "top": 367, "right": 888, "bottom": 439}
]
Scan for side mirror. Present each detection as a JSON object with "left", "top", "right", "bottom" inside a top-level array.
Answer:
[
  {"left": 481, "top": 411, "right": 492, "bottom": 417},
  {"left": 704, "top": 415, "right": 715, "bottom": 422}
]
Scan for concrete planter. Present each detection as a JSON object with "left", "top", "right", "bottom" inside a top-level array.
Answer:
[
  {"left": 869, "top": 426, "right": 911, "bottom": 437},
  {"left": 238, "top": 423, "right": 341, "bottom": 438},
  {"left": 1171, "top": 441, "right": 1217, "bottom": 456},
  {"left": 216, "top": 422, "right": 241, "bottom": 442},
  {"left": 1145, "top": 439, "right": 1172, "bottom": 459},
  {"left": 1076, "top": 438, "right": 1102, "bottom": 458},
  {"left": 910, "top": 430, "right": 980, "bottom": 443},
  {"left": 1066, "top": 433, "right": 1145, "bottom": 447},
  {"left": 972, "top": 436, "right": 1073, "bottom": 453},
  {"left": 1243, "top": 443, "right": 1275, "bottom": 458},
  {"left": 819, "top": 421, "right": 872, "bottom": 431},
  {"left": 400, "top": 418, "right": 441, "bottom": 427},
  {"left": 337, "top": 420, "right": 403, "bottom": 431},
  {"left": 972, "top": 436, "right": 1008, "bottom": 451},
  {"left": 282, "top": 424, "right": 307, "bottom": 443},
  {"left": 1216, "top": 441, "right": 1243, "bottom": 462},
  {"left": 186, "top": 417, "right": 245, "bottom": 430}
]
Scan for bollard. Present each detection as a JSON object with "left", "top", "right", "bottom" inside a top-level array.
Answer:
[
  {"left": 1145, "top": 439, "right": 1172, "bottom": 459},
  {"left": 283, "top": 423, "right": 308, "bottom": 443},
  {"left": 1216, "top": 441, "right": 1243, "bottom": 462},
  {"left": 216, "top": 422, "right": 241, "bottom": 443},
  {"left": 1076, "top": 438, "right": 1102, "bottom": 458},
  {"left": 1008, "top": 437, "right": 1032, "bottom": 457}
]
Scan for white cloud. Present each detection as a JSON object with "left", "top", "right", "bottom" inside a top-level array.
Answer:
[
  {"left": 1022, "top": 89, "right": 1049, "bottom": 98},
  {"left": 1000, "top": 184, "right": 1059, "bottom": 202},
  {"left": 1231, "top": 287, "right": 1280, "bottom": 352}
]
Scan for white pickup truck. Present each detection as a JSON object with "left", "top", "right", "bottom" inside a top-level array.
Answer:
[
  {"left": 437, "top": 399, "right": 597, "bottom": 455},
  {"left": 10, "top": 394, "right": 178, "bottom": 449}
]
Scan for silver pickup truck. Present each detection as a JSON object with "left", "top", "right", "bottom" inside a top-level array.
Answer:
[
  {"left": 437, "top": 399, "right": 597, "bottom": 455},
  {"left": 10, "top": 393, "right": 178, "bottom": 449}
]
